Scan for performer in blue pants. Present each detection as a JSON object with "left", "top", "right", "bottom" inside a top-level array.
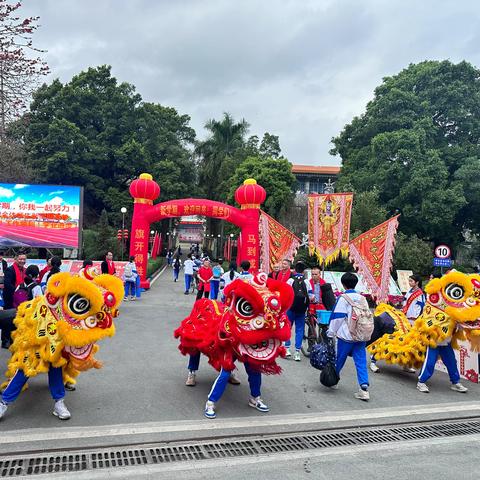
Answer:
[
  {"left": 416, "top": 342, "right": 468, "bottom": 393},
  {"left": 205, "top": 362, "right": 268, "bottom": 419},
  {"left": 183, "top": 353, "right": 269, "bottom": 419},
  {"left": 0, "top": 365, "right": 71, "bottom": 420}
]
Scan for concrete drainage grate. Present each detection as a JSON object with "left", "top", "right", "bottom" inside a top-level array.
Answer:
[{"left": 2, "top": 419, "right": 480, "bottom": 477}]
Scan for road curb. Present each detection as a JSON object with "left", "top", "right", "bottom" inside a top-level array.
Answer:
[{"left": 2, "top": 401, "right": 480, "bottom": 456}]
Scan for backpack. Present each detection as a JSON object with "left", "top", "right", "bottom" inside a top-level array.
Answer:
[
  {"left": 124, "top": 262, "right": 134, "bottom": 280},
  {"left": 290, "top": 276, "right": 310, "bottom": 313},
  {"left": 13, "top": 283, "right": 34, "bottom": 308},
  {"left": 173, "top": 258, "right": 181, "bottom": 270},
  {"left": 342, "top": 294, "right": 374, "bottom": 342}
]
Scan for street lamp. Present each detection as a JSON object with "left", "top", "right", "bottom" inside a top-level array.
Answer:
[{"left": 120, "top": 207, "right": 127, "bottom": 261}]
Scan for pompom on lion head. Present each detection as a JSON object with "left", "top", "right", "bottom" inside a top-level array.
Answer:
[
  {"left": 45, "top": 272, "right": 124, "bottom": 348},
  {"left": 425, "top": 270, "right": 480, "bottom": 334}
]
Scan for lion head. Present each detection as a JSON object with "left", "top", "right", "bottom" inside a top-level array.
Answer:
[
  {"left": 44, "top": 272, "right": 123, "bottom": 361},
  {"left": 222, "top": 273, "right": 293, "bottom": 371},
  {"left": 425, "top": 271, "right": 480, "bottom": 337}
]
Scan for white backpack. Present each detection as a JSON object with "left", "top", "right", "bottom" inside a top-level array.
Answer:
[{"left": 342, "top": 294, "right": 374, "bottom": 342}]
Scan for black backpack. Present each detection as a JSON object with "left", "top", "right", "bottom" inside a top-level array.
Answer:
[{"left": 290, "top": 275, "right": 310, "bottom": 313}]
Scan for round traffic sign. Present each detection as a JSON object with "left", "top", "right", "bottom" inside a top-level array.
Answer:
[{"left": 435, "top": 244, "right": 451, "bottom": 259}]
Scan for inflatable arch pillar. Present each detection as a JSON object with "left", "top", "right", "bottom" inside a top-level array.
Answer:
[{"left": 128, "top": 174, "right": 266, "bottom": 288}]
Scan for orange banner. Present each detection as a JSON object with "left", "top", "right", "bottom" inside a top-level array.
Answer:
[
  {"left": 308, "top": 193, "right": 353, "bottom": 265},
  {"left": 259, "top": 211, "right": 300, "bottom": 274},
  {"left": 349, "top": 216, "right": 399, "bottom": 303}
]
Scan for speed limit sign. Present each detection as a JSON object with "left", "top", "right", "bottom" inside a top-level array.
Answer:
[{"left": 435, "top": 244, "right": 451, "bottom": 259}]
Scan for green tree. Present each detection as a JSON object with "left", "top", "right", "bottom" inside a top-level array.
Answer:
[
  {"left": 350, "top": 189, "right": 388, "bottom": 236},
  {"left": 21, "top": 66, "right": 196, "bottom": 225},
  {"left": 0, "top": 136, "right": 33, "bottom": 182},
  {"left": 393, "top": 232, "right": 433, "bottom": 277},
  {"left": 227, "top": 156, "right": 296, "bottom": 218},
  {"left": 332, "top": 60, "right": 480, "bottom": 246},
  {"left": 259, "top": 132, "right": 282, "bottom": 159}
]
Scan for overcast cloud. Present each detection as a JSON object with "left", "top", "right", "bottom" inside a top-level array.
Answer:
[{"left": 20, "top": 0, "right": 480, "bottom": 165}]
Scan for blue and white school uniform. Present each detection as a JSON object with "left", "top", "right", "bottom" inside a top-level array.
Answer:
[{"left": 327, "top": 290, "right": 369, "bottom": 389}]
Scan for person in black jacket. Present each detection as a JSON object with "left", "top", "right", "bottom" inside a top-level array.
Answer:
[{"left": 0, "top": 251, "right": 7, "bottom": 285}]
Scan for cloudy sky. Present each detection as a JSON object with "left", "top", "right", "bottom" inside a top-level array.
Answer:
[{"left": 20, "top": 0, "right": 480, "bottom": 166}]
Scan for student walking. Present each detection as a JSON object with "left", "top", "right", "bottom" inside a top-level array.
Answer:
[
  {"left": 327, "top": 272, "right": 372, "bottom": 401},
  {"left": 173, "top": 256, "right": 182, "bottom": 282},
  {"left": 285, "top": 262, "right": 311, "bottom": 361}
]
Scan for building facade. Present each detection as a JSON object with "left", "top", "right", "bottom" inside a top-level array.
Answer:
[{"left": 291, "top": 165, "right": 340, "bottom": 195}]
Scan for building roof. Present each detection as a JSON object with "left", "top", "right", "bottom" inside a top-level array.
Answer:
[{"left": 291, "top": 164, "right": 341, "bottom": 175}]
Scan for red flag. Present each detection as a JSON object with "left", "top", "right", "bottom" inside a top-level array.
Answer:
[
  {"left": 349, "top": 216, "right": 399, "bottom": 303},
  {"left": 308, "top": 193, "right": 353, "bottom": 265},
  {"left": 152, "top": 232, "right": 159, "bottom": 259},
  {"left": 259, "top": 211, "right": 301, "bottom": 274}
]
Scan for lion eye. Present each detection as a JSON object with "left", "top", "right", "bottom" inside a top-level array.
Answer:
[
  {"left": 235, "top": 298, "right": 254, "bottom": 318},
  {"left": 68, "top": 294, "right": 91, "bottom": 315},
  {"left": 445, "top": 284, "right": 464, "bottom": 301}
]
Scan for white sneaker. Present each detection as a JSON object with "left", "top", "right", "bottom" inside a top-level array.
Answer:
[
  {"left": 293, "top": 350, "right": 301, "bottom": 362},
  {"left": 185, "top": 372, "right": 196, "bottom": 386},
  {"left": 248, "top": 396, "right": 270, "bottom": 412},
  {"left": 0, "top": 401, "right": 7, "bottom": 419},
  {"left": 354, "top": 389, "right": 370, "bottom": 401},
  {"left": 130, "top": 296, "right": 136, "bottom": 301},
  {"left": 123, "top": 297, "right": 129, "bottom": 302},
  {"left": 451, "top": 383, "right": 468, "bottom": 393},
  {"left": 370, "top": 362, "right": 379, "bottom": 373},
  {"left": 416, "top": 382, "right": 429, "bottom": 393},
  {"left": 53, "top": 399, "right": 71, "bottom": 420},
  {"left": 403, "top": 366, "right": 416, "bottom": 373},
  {"left": 204, "top": 400, "right": 216, "bottom": 419},
  {"left": 285, "top": 348, "right": 292, "bottom": 358}
]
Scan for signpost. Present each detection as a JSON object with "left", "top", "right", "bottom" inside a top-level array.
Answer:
[
  {"left": 433, "top": 244, "right": 452, "bottom": 272},
  {"left": 434, "top": 245, "right": 451, "bottom": 259}
]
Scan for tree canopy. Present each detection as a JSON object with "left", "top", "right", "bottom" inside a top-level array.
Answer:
[
  {"left": 18, "top": 65, "right": 196, "bottom": 225},
  {"left": 332, "top": 60, "right": 480, "bottom": 246},
  {"left": 228, "top": 156, "right": 296, "bottom": 218}
]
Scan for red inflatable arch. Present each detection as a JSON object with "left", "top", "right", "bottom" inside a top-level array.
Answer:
[{"left": 128, "top": 173, "right": 266, "bottom": 288}]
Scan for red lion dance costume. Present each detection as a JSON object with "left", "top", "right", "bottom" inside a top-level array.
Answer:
[{"left": 174, "top": 272, "right": 293, "bottom": 419}]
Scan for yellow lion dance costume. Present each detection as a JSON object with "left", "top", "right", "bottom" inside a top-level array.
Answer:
[
  {"left": 368, "top": 271, "right": 480, "bottom": 369},
  {"left": 0, "top": 271, "right": 123, "bottom": 420}
]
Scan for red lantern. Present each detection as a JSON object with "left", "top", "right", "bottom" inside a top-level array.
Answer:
[
  {"left": 129, "top": 173, "right": 160, "bottom": 205},
  {"left": 234, "top": 179, "right": 266, "bottom": 209}
]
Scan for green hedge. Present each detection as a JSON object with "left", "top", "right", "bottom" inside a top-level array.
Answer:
[{"left": 147, "top": 257, "right": 165, "bottom": 277}]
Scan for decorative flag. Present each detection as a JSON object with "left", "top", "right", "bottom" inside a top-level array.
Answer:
[
  {"left": 157, "top": 233, "right": 162, "bottom": 256},
  {"left": 151, "top": 232, "right": 160, "bottom": 259},
  {"left": 259, "top": 211, "right": 301, "bottom": 275},
  {"left": 308, "top": 193, "right": 353, "bottom": 265},
  {"left": 349, "top": 216, "right": 400, "bottom": 303}
]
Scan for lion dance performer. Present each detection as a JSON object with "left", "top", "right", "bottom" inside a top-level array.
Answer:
[
  {"left": 368, "top": 271, "right": 480, "bottom": 393},
  {"left": 174, "top": 272, "right": 293, "bottom": 419},
  {"left": 0, "top": 271, "right": 123, "bottom": 420}
]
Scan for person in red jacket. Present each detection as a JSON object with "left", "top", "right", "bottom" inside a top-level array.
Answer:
[
  {"left": 101, "top": 252, "right": 116, "bottom": 275},
  {"left": 196, "top": 259, "right": 213, "bottom": 300},
  {"left": 271, "top": 259, "right": 292, "bottom": 283},
  {"left": 39, "top": 257, "right": 52, "bottom": 282}
]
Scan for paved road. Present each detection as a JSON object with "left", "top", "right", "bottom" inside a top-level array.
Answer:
[{"left": 1, "top": 266, "right": 479, "bottom": 433}]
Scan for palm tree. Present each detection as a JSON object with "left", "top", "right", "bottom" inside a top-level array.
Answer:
[{"left": 196, "top": 113, "right": 249, "bottom": 201}]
